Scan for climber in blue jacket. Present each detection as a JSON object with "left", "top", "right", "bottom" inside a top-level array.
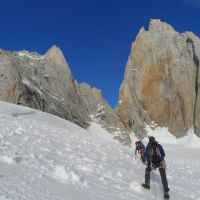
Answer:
[{"left": 142, "top": 136, "right": 170, "bottom": 199}]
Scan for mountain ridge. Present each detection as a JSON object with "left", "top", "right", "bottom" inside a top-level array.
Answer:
[
  {"left": 0, "top": 45, "right": 131, "bottom": 144},
  {"left": 1, "top": 19, "right": 200, "bottom": 141}
]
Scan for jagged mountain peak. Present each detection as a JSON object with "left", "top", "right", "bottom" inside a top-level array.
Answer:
[
  {"left": 116, "top": 19, "right": 200, "bottom": 138},
  {"left": 45, "top": 45, "right": 66, "bottom": 62},
  {"left": 136, "top": 19, "right": 176, "bottom": 36},
  {"left": 148, "top": 19, "right": 175, "bottom": 32},
  {"left": 45, "top": 44, "right": 62, "bottom": 55},
  {"left": 44, "top": 45, "right": 71, "bottom": 76}
]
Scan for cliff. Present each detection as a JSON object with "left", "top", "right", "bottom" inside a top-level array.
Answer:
[{"left": 116, "top": 19, "right": 200, "bottom": 137}]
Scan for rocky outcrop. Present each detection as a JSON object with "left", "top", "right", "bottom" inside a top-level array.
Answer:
[
  {"left": 0, "top": 46, "right": 89, "bottom": 128},
  {"left": 116, "top": 19, "right": 200, "bottom": 137},
  {"left": 77, "top": 83, "right": 131, "bottom": 144},
  {"left": 0, "top": 46, "right": 131, "bottom": 144}
]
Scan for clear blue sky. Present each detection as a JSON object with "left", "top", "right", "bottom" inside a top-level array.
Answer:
[{"left": 0, "top": 0, "right": 200, "bottom": 107}]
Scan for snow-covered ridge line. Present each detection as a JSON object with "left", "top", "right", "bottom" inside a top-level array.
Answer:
[{"left": 18, "top": 51, "right": 44, "bottom": 60}]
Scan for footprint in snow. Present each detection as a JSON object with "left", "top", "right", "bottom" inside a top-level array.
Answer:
[
  {"left": 53, "top": 165, "right": 81, "bottom": 184},
  {"left": 129, "top": 181, "right": 142, "bottom": 194},
  {"left": 0, "top": 156, "right": 14, "bottom": 165}
]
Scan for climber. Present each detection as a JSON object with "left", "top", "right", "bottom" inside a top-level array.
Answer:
[
  {"left": 135, "top": 140, "right": 146, "bottom": 164},
  {"left": 141, "top": 136, "right": 170, "bottom": 199}
]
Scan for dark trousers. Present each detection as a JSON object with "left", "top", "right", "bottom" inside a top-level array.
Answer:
[
  {"left": 140, "top": 152, "right": 146, "bottom": 163},
  {"left": 145, "top": 166, "right": 169, "bottom": 192}
]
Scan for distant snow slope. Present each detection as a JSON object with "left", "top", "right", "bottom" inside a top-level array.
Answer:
[{"left": 0, "top": 101, "right": 200, "bottom": 200}]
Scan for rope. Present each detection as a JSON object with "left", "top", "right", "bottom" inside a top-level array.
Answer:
[{"left": 152, "top": 170, "right": 157, "bottom": 200}]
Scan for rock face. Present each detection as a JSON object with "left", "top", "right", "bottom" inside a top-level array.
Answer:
[
  {"left": 116, "top": 19, "right": 200, "bottom": 137},
  {"left": 0, "top": 46, "right": 131, "bottom": 144},
  {"left": 0, "top": 46, "right": 89, "bottom": 128},
  {"left": 77, "top": 83, "right": 131, "bottom": 144},
  {"left": 2, "top": 19, "right": 199, "bottom": 142}
]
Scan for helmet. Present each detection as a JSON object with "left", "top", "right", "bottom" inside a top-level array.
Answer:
[
  {"left": 148, "top": 136, "right": 155, "bottom": 143},
  {"left": 135, "top": 140, "right": 140, "bottom": 145}
]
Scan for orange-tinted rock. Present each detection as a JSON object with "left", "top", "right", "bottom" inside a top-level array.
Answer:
[{"left": 116, "top": 19, "right": 200, "bottom": 137}]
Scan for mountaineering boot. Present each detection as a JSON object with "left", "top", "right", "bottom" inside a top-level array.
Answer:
[
  {"left": 163, "top": 192, "right": 169, "bottom": 199},
  {"left": 141, "top": 183, "right": 150, "bottom": 189}
]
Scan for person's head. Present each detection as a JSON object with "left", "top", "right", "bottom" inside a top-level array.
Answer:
[
  {"left": 135, "top": 140, "right": 141, "bottom": 146},
  {"left": 148, "top": 136, "right": 156, "bottom": 144}
]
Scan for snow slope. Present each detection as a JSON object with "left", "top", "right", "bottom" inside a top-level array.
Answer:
[{"left": 0, "top": 101, "right": 200, "bottom": 200}]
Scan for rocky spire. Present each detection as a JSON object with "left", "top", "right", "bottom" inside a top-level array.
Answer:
[
  {"left": 116, "top": 19, "right": 200, "bottom": 138},
  {"left": 149, "top": 19, "right": 175, "bottom": 32},
  {"left": 44, "top": 45, "right": 72, "bottom": 75}
]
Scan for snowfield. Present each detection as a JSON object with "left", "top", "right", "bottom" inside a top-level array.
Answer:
[{"left": 0, "top": 101, "right": 200, "bottom": 200}]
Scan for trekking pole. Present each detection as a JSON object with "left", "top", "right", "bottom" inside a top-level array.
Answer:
[{"left": 152, "top": 170, "right": 157, "bottom": 200}]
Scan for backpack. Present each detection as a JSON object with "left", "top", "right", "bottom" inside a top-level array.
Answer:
[{"left": 149, "top": 143, "right": 162, "bottom": 165}]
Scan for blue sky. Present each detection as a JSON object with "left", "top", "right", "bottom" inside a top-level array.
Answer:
[{"left": 0, "top": 0, "right": 200, "bottom": 107}]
